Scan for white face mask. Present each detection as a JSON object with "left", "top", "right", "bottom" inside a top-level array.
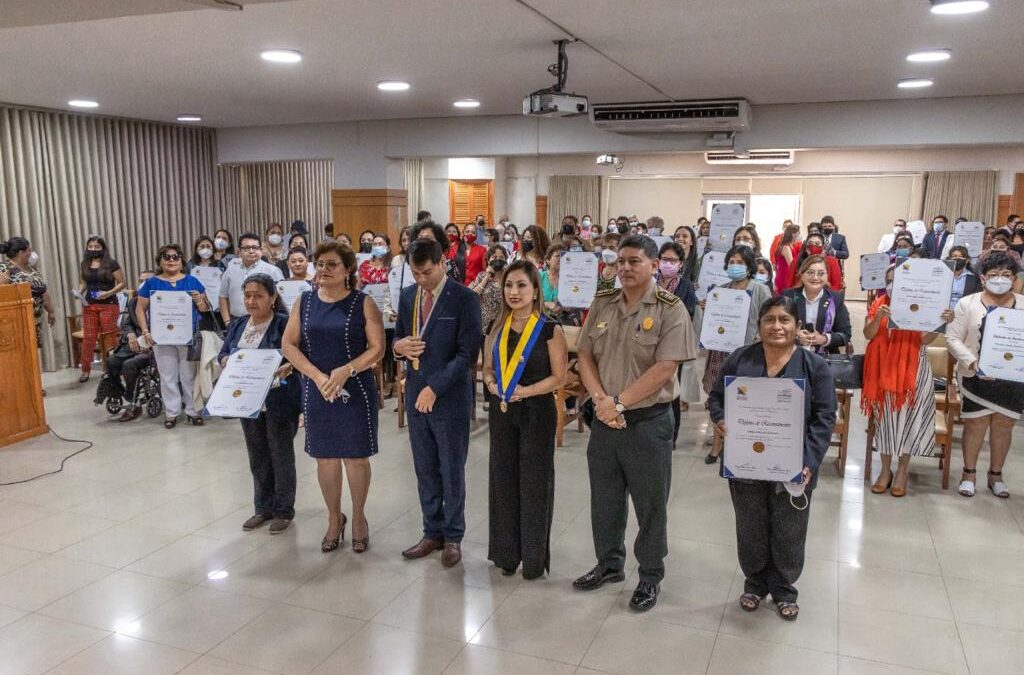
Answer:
[
  {"left": 27, "top": 251, "right": 39, "bottom": 266},
  {"left": 214, "top": 238, "right": 229, "bottom": 250},
  {"left": 582, "top": 219, "right": 591, "bottom": 226},
  {"left": 783, "top": 479, "right": 809, "bottom": 510},
  {"left": 601, "top": 249, "right": 618, "bottom": 265},
  {"left": 985, "top": 276, "right": 1013, "bottom": 295},
  {"left": 268, "top": 234, "right": 283, "bottom": 246},
  {"left": 198, "top": 247, "right": 213, "bottom": 260}
]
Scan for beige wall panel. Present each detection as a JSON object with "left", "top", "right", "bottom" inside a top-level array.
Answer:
[{"left": 606, "top": 178, "right": 703, "bottom": 226}]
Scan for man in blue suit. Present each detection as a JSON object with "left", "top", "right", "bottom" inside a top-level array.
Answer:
[
  {"left": 921, "top": 215, "right": 952, "bottom": 259},
  {"left": 393, "top": 238, "right": 482, "bottom": 567}
]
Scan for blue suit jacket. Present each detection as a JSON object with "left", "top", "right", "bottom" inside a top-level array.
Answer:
[
  {"left": 921, "top": 231, "right": 951, "bottom": 259},
  {"left": 824, "top": 232, "right": 849, "bottom": 261},
  {"left": 395, "top": 280, "right": 482, "bottom": 420}
]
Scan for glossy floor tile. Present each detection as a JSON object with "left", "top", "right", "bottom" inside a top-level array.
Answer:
[{"left": 0, "top": 333, "right": 1020, "bottom": 674}]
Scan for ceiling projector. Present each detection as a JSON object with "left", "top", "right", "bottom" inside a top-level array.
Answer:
[{"left": 523, "top": 39, "right": 588, "bottom": 118}]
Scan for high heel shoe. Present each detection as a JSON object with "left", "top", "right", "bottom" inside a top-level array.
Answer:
[
  {"left": 352, "top": 518, "right": 369, "bottom": 553},
  {"left": 870, "top": 475, "right": 893, "bottom": 494},
  {"left": 321, "top": 513, "right": 347, "bottom": 553}
]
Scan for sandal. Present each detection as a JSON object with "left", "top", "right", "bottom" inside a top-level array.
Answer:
[
  {"left": 958, "top": 468, "right": 977, "bottom": 497},
  {"left": 352, "top": 517, "right": 369, "bottom": 553},
  {"left": 871, "top": 474, "right": 893, "bottom": 495},
  {"left": 187, "top": 415, "right": 205, "bottom": 426},
  {"left": 988, "top": 470, "right": 1010, "bottom": 498},
  {"left": 704, "top": 452, "right": 718, "bottom": 465},
  {"left": 739, "top": 592, "right": 763, "bottom": 612},
  {"left": 776, "top": 601, "right": 799, "bottom": 621},
  {"left": 321, "top": 513, "right": 347, "bottom": 553},
  {"left": 164, "top": 416, "right": 178, "bottom": 429}
]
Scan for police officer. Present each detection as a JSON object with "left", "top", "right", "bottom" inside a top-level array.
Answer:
[{"left": 572, "top": 234, "right": 697, "bottom": 612}]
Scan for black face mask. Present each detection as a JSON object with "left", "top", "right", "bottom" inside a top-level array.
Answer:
[
  {"left": 489, "top": 258, "right": 506, "bottom": 272},
  {"left": 1011, "top": 243, "right": 1024, "bottom": 255},
  {"left": 823, "top": 227, "right": 835, "bottom": 234},
  {"left": 359, "top": 242, "right": 372, "bottom": 253},
  {"left": 562, "top": 224, "right": 575, "bottom": 236},
  {"left": 950, "top": 258, "right": 968, "bottom": 271},
  {"left": 521, "top": 240, "right": 534, "bottom": 253},
  {"left": 86, "top": 250, "right": 103, "bottom": 258}
]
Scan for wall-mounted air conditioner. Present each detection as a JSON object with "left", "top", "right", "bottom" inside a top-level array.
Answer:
[
  {"left": 590, "top": 99, "right": 751, "bottom": 133},
  {"left": 704, "top": 150, "right": 794, "bottom": 166}
]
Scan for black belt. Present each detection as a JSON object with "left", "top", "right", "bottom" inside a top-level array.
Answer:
[{"left": 622, "top": 402, "right": 670, "bottom": 424}]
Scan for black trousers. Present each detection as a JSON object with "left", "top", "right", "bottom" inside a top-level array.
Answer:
[
  {"left": 106, "top": 351, "right": 149, "bottom": 402},
  {"left": 487, "top": 393, "right": 556, "bottom": 576},
  {"left": 240, "top": 411, "right": 299, "bottom": 520},
  {"left": 587, "top": 405, "right": 673, "bottom": 585},
  {"left": 729, "top": 480, "right": 812, "bottom": 603}
]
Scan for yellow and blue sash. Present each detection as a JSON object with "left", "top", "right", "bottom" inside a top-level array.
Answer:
[{"left": 494, "top": 312, "right": 547, "bottom": 406}]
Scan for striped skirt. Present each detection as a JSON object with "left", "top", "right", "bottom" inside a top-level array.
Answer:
[{"left": 872, "top": 346, "right": 936, "bottom": 458}]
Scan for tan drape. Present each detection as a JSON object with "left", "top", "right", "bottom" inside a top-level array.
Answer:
[
  {"left": 404, "top": 158, "right": 424, "bottom": 220},
  {"left": 547, "top": 175, "right": 600, "bottom": 236},
  {"left": 922, "top": 170, "right": 998, "bottom": 226},
  {"left": 218, "top": 160, "right": 333, "bottom": 239},
  {"left": 0, "top": 105, "right": 220, "bottom": 370}
]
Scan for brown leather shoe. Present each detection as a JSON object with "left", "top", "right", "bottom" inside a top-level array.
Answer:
[
  {"left": 118, "top": 406, "right": 142, "bottom": 423},
  {"left": 401, "top": 537, "right": 444, "bottom": 559},
  {"left": 441, "top": 542, "right": 462, "bottom": 567},
  {"left": 242, "top": 515, "right": 271, "bottom": 531}
]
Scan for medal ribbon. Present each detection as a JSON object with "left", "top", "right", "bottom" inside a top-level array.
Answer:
[
  {"left": 494, "top": 312, "right": 546, "bottom": 403},
  {"left": 412, "top": 286, "right": 421, "bottom": 338}
]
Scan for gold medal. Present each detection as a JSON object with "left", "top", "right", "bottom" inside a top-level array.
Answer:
[
  {"left": 411, "top": 286, "right": 423, "bottom": 370},
  {"left": 500, "top": 401, "right": 508, "bottom": 413},
  {"left": 411, "top": 357, "right": 420, "bottom": 371}
]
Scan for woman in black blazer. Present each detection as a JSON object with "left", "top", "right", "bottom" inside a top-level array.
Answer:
[
  {"left": 218, "top": 273, "right": 302, "bottom": 534},
  {"left": 781, "top": 255, "right": 851, "bottom": 355},
  {"left": 658, "top": 242, "right": 699, "bottom": 436}
]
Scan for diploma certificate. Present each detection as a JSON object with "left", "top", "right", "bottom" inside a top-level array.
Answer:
[
  {"left": 954, "top": 221, "right": 985, "bottom": 258},
  {"left": 558, "top": 251, "right": 599, "bottom": 308},
  {"left": 276, "top": 280, "right": 311, "bottom": 314},
  {"left": 696, "top": 251, "right": 731, "bottom": 301},
  {"left": 364, "top": 282, "right": 394, "bottom": 328},
  {"left": 388, "top": 263, "right": 415, "bottom": 310},
  {"left": 190, "top": 266, "right": 223, "bottom": 308},
  {"left": 150, "top": 291, "right": 193, "bottom": 346},
  {"left": 859, "top": 252, "right": 890, "bottom": 291},
  {"left": 204, "top": 349, "right": 283, "bottom": 418},
  {"left": 906, "top": 220, "right": 928, "bottom": 246},
  {"left": 723, "top": 376, "right": 805, "bottom": 482},
  {"left": 709, "top": 203, "right": 745, "bottom": 252},
  {"left": 699, "top": 287, "right": 751, "bottom": 352},
  {"left": 977, "top": 307, "right": 1024, "bottom": 383},
  {"left": 889, "top": 258, "right": 954, "bottom": 332}
]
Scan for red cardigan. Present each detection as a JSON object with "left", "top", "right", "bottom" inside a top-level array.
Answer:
[{"left": 463, "top": 244, "right": 487, "bottom": 285}]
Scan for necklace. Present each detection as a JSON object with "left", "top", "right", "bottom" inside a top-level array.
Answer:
[{"left": 242, "top": 317, "right": 271, "bottom": 343}]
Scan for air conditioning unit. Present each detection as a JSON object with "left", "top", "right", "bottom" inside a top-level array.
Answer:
[
  {"left": 705, "top": 150, "right": 794, "bottom": 166},
  {"left": 590, "top": 99, "right": 751, "bottom": 133}
]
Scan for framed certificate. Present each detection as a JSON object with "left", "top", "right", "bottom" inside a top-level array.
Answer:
[
  {"left": 558, "top": 251, "right": 599, "bottom": 309},
  {"left": 709, "top": 203, "right": 744, "bottom": 252},
  {"left": 204, "top": 349, "right": 283, "bottom": 418},
  {"left": 723, "top": 376, "right": 805, "bottom": 482},
  {"left": 190, "top": 266, "right": 223, "bottom": 308},
  {"left": 699, "top": 287, "right": 751, "bottom": 352},
  {"left": 888, "top": 258, "right": 953, "bottom": 332},
  {"left": 954, "top": 221, "right": 985, "bottom": 258},
  {"left": 977, "top": 307, "right": 1024, "bottom": 383},
  {"left": 696, "top": 250, "right": 731, "bottom": 301},
  {"left": 276, "top": 280, "right": 311, "bottom": 314},
  {"left": 859, "top": 252, "right": 889, "bottom": 291},
  {"left": 149, "top": 291, "right": 193, "bottom": 345}
]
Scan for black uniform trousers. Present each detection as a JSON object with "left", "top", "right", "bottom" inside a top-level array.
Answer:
[
  {"left": 587, "top": 405, "right": 673, "bottom": 585},
  {"left": 487, "top": 393, "right": 556, "bottom": 576},
  {"left": 240, "top": 411, "right": 299, "bottom": 520},
  {"left": 729, "top": 479, "right": 812, "bottom": 603}
]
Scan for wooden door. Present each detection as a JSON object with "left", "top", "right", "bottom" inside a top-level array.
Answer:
[{"left": 448, "top": 180, "right": 493, "bottom": 226}]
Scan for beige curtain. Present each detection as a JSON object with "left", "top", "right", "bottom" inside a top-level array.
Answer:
[
  {"left": 922, "top": 170, "right": 998, "bottom": 226},
  {"left": 547, "top": 175, "right": 600, "bottom": 235},
  {"left": 219, "top": 160, "right": 333, "bottom": 240},
  {"left": 0, "top": 105, "right": 220, "bottom": 370},
  {"left": 404, "top": 158, "right": 424, "bottom": 219}
]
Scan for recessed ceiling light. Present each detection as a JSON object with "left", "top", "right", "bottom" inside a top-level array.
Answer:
[
  {"left": 930, "top": 0, "right": 990, "bottom": 15},
  {"left": 453, "top": 99, "right": 480, "bottom": 108},
  {"left": 260, "top": 49, "right": 302, "bottom": 64},
  {"left": 377, "top": 81, "right": 410, "bottom": 92},
  {"left": 898, "top": 78, "right": 935, "bottom": 89},
  {"left": 176, "top": 114, "right": 202, "bottom": 122},
  {"left": 907, "top": 49, "right": 951, "bottom": 63},
  {"left": 68, "top": 99, "right": 98, "bottom": 108}
]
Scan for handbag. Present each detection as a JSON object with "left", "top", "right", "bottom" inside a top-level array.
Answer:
[
  {"left": 825, "top": 353, "right": 864, "bottom": 390},
  {"left": 186, "top": 328, "right": 204, "bottom": 362}
]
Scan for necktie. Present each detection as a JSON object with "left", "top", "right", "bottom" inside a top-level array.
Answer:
[
  {"left": 420, "top": 288, "right": 433, "bottom": 330},
  {"left": 935, "top": 235, "right": 942, "bottom": 257}
]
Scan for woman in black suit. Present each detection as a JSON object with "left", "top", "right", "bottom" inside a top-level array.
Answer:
[
  {"left": 782, "top": 255, "right": 851, "bottom": 355},
  {"left": 218, "top": 273, "right": 301, "bottom": 534},
  {"left": 658, "top": 242, "right": 699, "bottom": 431}
]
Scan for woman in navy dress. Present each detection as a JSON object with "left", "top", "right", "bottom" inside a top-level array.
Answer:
[{"left": 283, "top": 240, "right": 385, "bottom": 553}]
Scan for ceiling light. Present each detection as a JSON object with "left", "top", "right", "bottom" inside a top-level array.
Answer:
[
  {"left": 260, "top": 49, "right": 302, "bottom": 64},
  {"left": 898, "top": 78, "right": 935, "bottom": 89},
  {"left": 68, "top": 99, "right": 98, "bottom": 108},
  {"left": 176, "top": 114, "right": 202, "bottom": 122},
  {"left": 929, "top": 0, "right": 990, "bottom": 15},
  {"left": 377, "top": 81, "right": 410, "bottom": 92},
  {"left": 907, "top": 49, "right": 951, "bottom": 63},
  {"left": 453, "top": 99, "right": 480, "bottom": 109}
]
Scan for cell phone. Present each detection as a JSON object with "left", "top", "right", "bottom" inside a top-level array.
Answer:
[{"left": 802, "top": 322, "right": 814, "bottom": 332}]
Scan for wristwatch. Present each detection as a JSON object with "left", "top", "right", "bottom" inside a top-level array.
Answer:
[{"left": 613, "top": 396, "right": 626, "bottom": 414}]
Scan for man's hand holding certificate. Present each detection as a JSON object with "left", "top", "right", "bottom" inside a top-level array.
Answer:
[
  {"left": 723, "top": 376, "right": 805, "bottom": 482},
  {"left": 888, "top": 259, "right": 954, "bottom": 332},
  {"left": 205, "top": 349, "right": 283, "bottom": 418}
]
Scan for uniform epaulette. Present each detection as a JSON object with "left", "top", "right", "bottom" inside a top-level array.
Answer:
[
  {"left": 655, "top": 288, "right": 680, "bottom": 306},
  {"left": 595, "top": 288, "right": 622, "bottom": 299}
]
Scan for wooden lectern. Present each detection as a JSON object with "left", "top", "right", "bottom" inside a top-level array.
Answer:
[{"left": 0, "top": 284, "right": 47, "bottom": 448}]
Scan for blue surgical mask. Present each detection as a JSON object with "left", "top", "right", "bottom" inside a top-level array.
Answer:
[
  {"left": 727, "top": 264, "right": 748, "bottom": 281},
  {"left": 569, "top": 246, "right": 583, "bottom": 253},
  {"left": 932, "top": 221, "right": 946, "bottom": 233},
  {"left": 895, "top": 247, "right": 911, "bottom": 258},
  {"left": 735, "top": 241, "right": 753, "bottom": 250},
  {"left": 371, "top": 245, "right": 388, "bottom": 258},
  {"left": 754, "top": 272, "right": 769, "bottom": 284}
]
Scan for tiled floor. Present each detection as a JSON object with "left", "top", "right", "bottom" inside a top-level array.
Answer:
[{"left": 2, "top": 302, "right": 1023, "bottom": 674}]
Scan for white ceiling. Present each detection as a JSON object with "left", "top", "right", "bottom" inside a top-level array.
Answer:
[{"left": 1, "top": 0, "right": 1022, "bottom": 128}]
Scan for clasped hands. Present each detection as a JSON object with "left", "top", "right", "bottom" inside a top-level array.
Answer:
[
  {"left": 485, "top": 380, "right": 534, "bottom": 403},
  {"left": 797, "top": 329, "right": 828, "bottom": 347},
  {"left": 315, "top": 365, "right": 351, "bottom": 403},
  {"left": 594, "top": 393, "right": 626, "bottom": 430}
]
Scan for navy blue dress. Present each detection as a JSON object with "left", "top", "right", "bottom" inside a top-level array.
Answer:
[{"left": 299, "top": 289, "right": 379, "bottom": 458}]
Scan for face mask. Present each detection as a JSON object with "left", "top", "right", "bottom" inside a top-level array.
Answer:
[
  {"left": 447, "top": 232, "right": 459, "bottom": 243},
  {"left": 607, "top": 224, "right": 618, "bottom": 234},
  {"left": 27, "top": 251, "right": 39, "bottom": 266},
  {"left": 932, "top": 222, "right": 946, "bottom": 233},
  {"left": 214, "top": 238, "right": 229, "bottom": 250},
  {"left": 807, "top": 244, "right": 823, "bottom": 255},
  {"left": 582, "top": 219, "right": 591, "bottom": 227},
  {"left": 629, "top": 220, "right": 638, "bottom": 227},
  {"left": 1011, "top": 243, "right": 1024, "bottom": 255},
  {"left": 648, "top": 227, "right": 663, "bottom": 236},
  {"left": 86, "top": 249, "right": 103, "bottom": 258},
  {"left": 783, "top": 479, "right": 809, "bottom": 511},
  {"left": 735, "top": 241, "right": 752, "bottom": 250},
  {"left": 503, "top": 233, "right": 514, "bottom": 242},
  {"left": 895, "top": 247, "right": 911, "bottom": 258},
  {"left": 893, "top": 225, "right": 903, "bottom": 232},
  {"left": 659, "top": 261, "right": 680, "bottom": 278},
  {"left": 727, "top": 264, "right": 748, "bottom": 281},
  {"left": 950, "top": 258, "right": 967, "bottom": 271},
  {"left": 822, "top": 226, "right": 835, "bottom": 234},
  {"left": 268, "top": 234, "right": 283, "bottom": 246},
  {"left": 371, "top": 245, "right": 388, "bottom": 258},
  {"left": 569, "top": 246, "right": 583, "bottom": 253},
  {"left": 754, "top": 272, "right": 769, "bottom": 284},
  {"left": 985, "top": 276, "right": 1013, "bottom": 295},
  {"left": 464, "top": 233, "right": 476, "bottom": 244},
  {"left": 359, "top": 242, "right": 372, "bottom": 253},
  {"left": 521, "top": 240, "right": 534, "bottom": 253},
  {"left": 198, "top": 248, "right": 213, "bottom": 260},
  {"left": 601, "top": 249, "right": 618, "bottom": 265},
  {"left": 489, "top": 258, "right": 506, "bottom": 272}
]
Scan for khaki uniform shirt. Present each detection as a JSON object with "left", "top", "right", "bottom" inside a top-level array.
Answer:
[{"left": 578, "top": 281, "right": 697, "bottom": 408}]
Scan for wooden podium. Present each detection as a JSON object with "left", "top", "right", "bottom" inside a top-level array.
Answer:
[{"left": 0, "top": 284, "right": 47, "bottom": 448}]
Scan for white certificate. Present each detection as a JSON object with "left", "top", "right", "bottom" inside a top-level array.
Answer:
[
  {"left": 190, "top": 266, "right": 223, "bottom": 307},
  {"left": 149, "top": 291, "right": 193, "bottom": 345},
  {"left": 204, "top": 349, "right": 283, "bottom": 418},
  {"left": 364, "top": 282, "right": 394, "bottom": 328},
  {"left": 276, "top": 280, "right": 311, "bottom": 314},
  {"left": 388, "top": 263, "right": 415, "bottom": 310},
  {"left": 889, "top": 258, "right": 954, "bottom": 332},
  {"left": 699, "top": 287, "right": 751, "bottom": 352},
  {"left": 977, "top": 307, "right": 1024, "bottom": 383},
  {"left": 723, "top": 376, "right": 805, "bottom": 482},
  {"left": 558, "top": 251, "right": 599, "bottom": 308},
  {"left": 954, "top": 221, "right": 985, "bottom": 258},
  {"left": 696, "top": 250, "right": 731, "bottom": 301},
  {"left": 709, "top": 203, "right": 745, "bottom": 252},
  {"left": 859, "top": 252, "right": 890, "bottom": 291},
  {"left": 906, "top": 220, "right": 928, "bottom": 246}
]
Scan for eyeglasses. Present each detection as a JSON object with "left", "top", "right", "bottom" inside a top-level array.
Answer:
[
  {"left": 987, "top": 271, "right": 1014, "bottom": 279},
  {"left": 239, "top": 245, "right": 261, "bottom": 252},
  {"left": 161, "top": 254, "right": 181, "bottom": 261},
  {"left": 314, "top": 260, "right": 343, "bottom": 271},
  {"left": 802, "top": 270, "right": 827, "bottom": 278}
]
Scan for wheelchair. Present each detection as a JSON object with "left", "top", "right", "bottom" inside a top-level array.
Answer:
[{"left": 93, "top": 353, "right": 164, "bottom": 419}]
